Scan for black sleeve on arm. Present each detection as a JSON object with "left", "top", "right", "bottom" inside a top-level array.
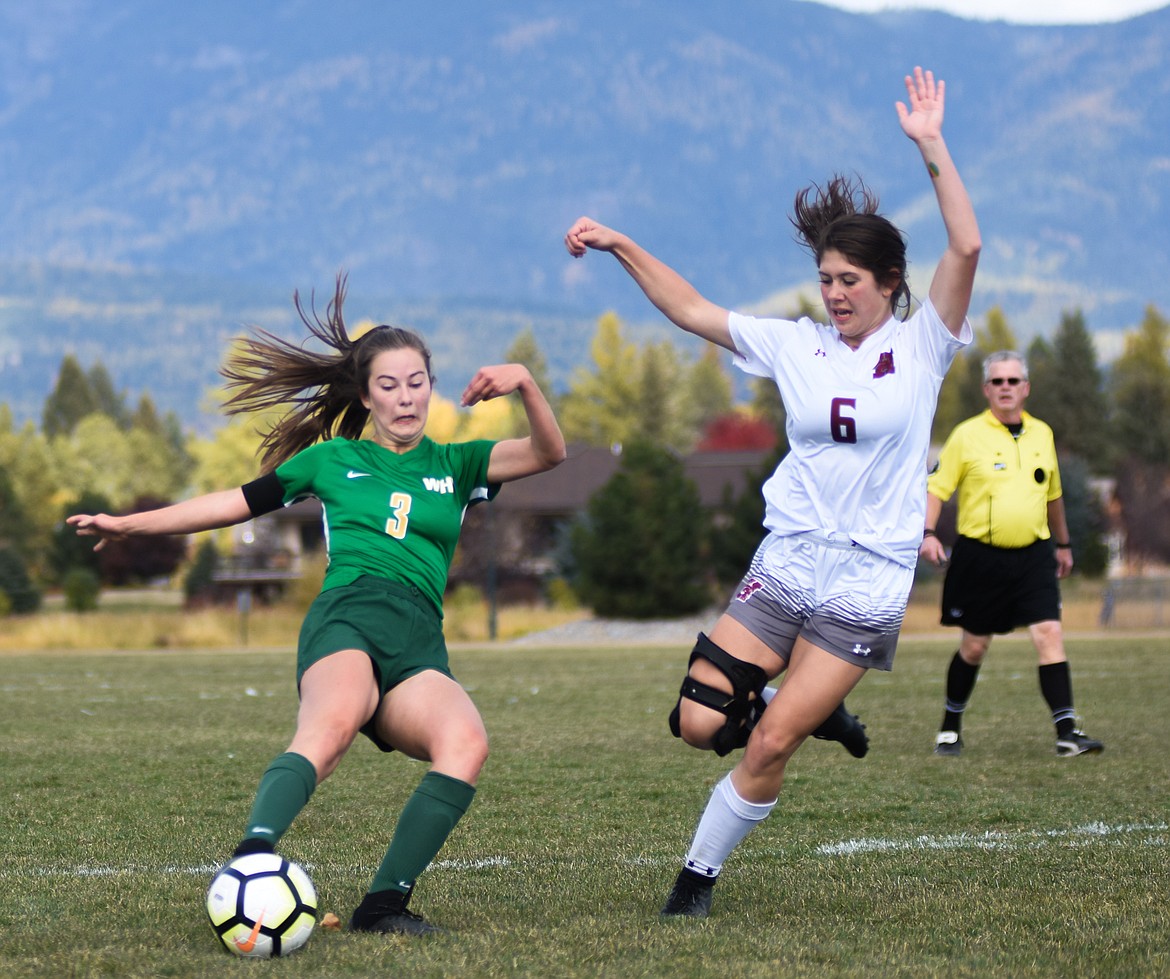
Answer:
[{"left": 241, "top": 472, "right": 286, "bottom": 517}]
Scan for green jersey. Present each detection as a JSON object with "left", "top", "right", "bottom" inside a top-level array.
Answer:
[{"left": 275, "top": 437, "right": 497, "bottom": 614}]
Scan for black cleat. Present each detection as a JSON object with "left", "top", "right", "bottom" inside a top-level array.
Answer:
[
  {"left": 933, "top": 730, "right": 963, "bottom": 756},
  {"left": 1056, "top": 730, "right": 1104, "bottom": 757},
  {"left": 349, "top": 888, "right": 443, "bottom": 936},
  {"left": 231, "top": 838, "right": 276, "bottom": 858},
  {"left": 660, "top": 869, "right": 715, "bottom": 919},
  {"left": 812, "top": 702, "right": 869, "bottom": 758}
]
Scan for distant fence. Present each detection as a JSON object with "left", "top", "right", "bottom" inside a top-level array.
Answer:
[{"left": 1097, "top": 578, "right": 1170, "bottom": 630}]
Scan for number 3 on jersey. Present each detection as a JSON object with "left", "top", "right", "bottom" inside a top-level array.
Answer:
[
  {"left": 831, "top": 397, "right": 858, "bottom": 444},
  {"left": 385, "top": 492, "right": 412, "bottom": 538}
]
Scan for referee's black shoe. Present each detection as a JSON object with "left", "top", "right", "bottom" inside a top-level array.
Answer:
[
  {"left": 933, "top": 730, "right": 963, "bottom": 756},
  {"left": 1056, "top": 730, "right": 1104, "bottom": 757}
]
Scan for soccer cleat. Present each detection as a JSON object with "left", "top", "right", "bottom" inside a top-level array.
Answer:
[
  {"left": 811, "top": 702, "right": 870, "bottom": 758},
  {"left": 1056, "top": 730, "right": 1104, "bottom": 757},
  {"left": 231, "top": 838, "right": 276, "bottom": 858},
  {"left": 933, "top": 730, "right": 963, "bottom": 756},
  {"left": 349, "top": 888, "right": 443, "bottom": 936},
  {"left": 660, "top": 869, "right": 715, "bottom": 919}
]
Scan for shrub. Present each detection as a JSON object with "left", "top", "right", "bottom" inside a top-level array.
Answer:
[{"left": 62, "top": 567, "right": 101, "bottom": 612}]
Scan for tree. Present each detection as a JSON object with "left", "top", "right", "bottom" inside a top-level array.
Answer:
[
  {"left": 42, "top": 354, "right": 98, "bottom": 437},
  {"left": 50, "top": 491, "right": 112, "bottom": 583},
  {"left": 570, "top": 441, "right": 710, "bottom": 618},
  {"left": 1109, "top": 306, "right": 1170, "bottom": 466},
  {"left": 87, "top": 362, "right": 129, "bottom": 429},
  {"left": 933, "top": 306, "right": 1019, "bottom": 440},
  {"left": 97, "top": 496, "right": 189, "bottom": 586},
  {"left": 1056, "top": 454, "right": 1109, "bottom": 578},
  {"left": 502, "top": 328, "right": 556, "bottom": 438},
  {"left": 1026, "top": 310, "right": 1110, "bottom": 470},
  {"left": 697, "top": 411, "right": 779, "bottom": 452},
  {"left": 559, "top": 313, "right": 641, "bottom": 448},
  {"left": 0, "top": 466, "right": 30, "bottom": 558},
  {"left": 708, "top": 445, "right": 784, "bottom": 587},
  {"left": 0, "top": 547, "right": 41, "bottom": 614},
  {"left": 681, "top": 345, "right": 734, "bottom": 447},
  {"left": 1108, "top": 306, "right": 1170, "bottom": 567}
]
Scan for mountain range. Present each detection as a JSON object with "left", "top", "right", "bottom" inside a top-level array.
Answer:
[{"left": 1, "top": 0, "right": 1168, "bottom": 430}]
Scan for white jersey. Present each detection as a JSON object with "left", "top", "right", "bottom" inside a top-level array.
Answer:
[{"left": 728, "top": 298, "right": 971, "bottom": 569}]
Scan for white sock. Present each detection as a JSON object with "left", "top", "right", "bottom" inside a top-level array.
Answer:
[{"left": 683, "top": 773, "right": 776, "bottom": 879}]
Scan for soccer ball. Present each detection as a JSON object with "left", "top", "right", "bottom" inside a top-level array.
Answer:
[{"left": 206, "top": 853, "right": 318, "bottom": 958}]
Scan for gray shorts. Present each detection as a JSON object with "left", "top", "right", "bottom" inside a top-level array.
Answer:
[{"left": 723, "top": 532, "right": 912, "bottom": 672}]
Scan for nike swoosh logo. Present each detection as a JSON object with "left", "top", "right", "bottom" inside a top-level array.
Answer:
[
  {"left": 232, "top": 909, "right": 266, "bottom": 953},
  {"left": 346, "top": 471, "right": 371, "bottom": 479}
]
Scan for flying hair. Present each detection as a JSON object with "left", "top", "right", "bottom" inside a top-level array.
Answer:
[
  {"left": 790, "top": 174, "right": 911, "bottom": 319},
  {"left": 220, "top": 273, "right": 433, "bottom": 471}
]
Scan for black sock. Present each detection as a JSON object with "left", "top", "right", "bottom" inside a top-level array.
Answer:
[
  {"left": 942, "top": 651, "right": 980, "bottom": 732},
  {"left": 1039, "top": 662, "right": 1076, "bottom": 739}
]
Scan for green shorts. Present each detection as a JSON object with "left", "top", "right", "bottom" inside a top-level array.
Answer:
[{"left": 297, "top": 575, "right": 452, "bottom": 751}]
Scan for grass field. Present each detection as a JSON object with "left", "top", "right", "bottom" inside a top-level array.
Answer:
[{"left": 1, "top": 636, "right": 1166, "bottom": 978}]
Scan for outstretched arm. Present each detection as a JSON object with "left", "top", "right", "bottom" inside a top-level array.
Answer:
[
  {"left": 897, "top": 67, "right": 981, "bottom": 338},
  {"left": 463, "top": 364, "right": 567, "bottom": 483},
  {"left": 564, "top": 217, "right": 735, "bottom": 351},
  {"left": 67, "top": 488, "right": 253, "bottom": 551}
]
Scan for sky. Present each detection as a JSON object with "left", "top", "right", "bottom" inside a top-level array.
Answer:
[{"left": 802, "top": 0, "right": 1169, "bottom": 23}]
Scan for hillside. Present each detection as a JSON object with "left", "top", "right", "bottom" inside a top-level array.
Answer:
[{"left": 0, "top": 0, "right": 1167, "bottom": 428}]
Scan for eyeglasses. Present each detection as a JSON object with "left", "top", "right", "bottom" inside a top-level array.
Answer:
[{"left": 988, "top": 377, "right": 1024, "bottom": 386}]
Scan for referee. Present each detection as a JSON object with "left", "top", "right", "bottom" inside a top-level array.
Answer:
[{"left": 919, "top": 350, "right": 1104, "bottom": 758}]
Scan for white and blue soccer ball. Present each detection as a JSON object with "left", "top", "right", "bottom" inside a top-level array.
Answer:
[{"left": 206, "top": 852, "right": 318, "bottom": 958}]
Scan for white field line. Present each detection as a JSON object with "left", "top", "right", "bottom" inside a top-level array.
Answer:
[
  {"left": 815, "top": 821, "right": 1168, "bottom": 857},
  {"left": 4, "top": 823, "right": 1165, "bottom": 882}
]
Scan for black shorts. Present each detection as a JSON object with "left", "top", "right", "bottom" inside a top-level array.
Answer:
[{"left": 940, "top": 536, "right": 1061, "bottom": 635}]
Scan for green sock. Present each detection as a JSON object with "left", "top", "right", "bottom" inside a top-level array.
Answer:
[
  {"left": 370, "top": 772, "right": 476, "bottom": 895},
  {"left": 241, "top": 752, "right": 318, "bottom": 846}
]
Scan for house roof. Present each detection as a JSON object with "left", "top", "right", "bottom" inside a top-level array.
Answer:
[
  {"left": 269, "top": 443, "right": 773, "bottom": 522},
  {"left": 491, "top": 443, "right": 771, "bottom": 514}
]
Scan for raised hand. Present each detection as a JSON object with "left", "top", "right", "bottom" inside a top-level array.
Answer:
[
  {"left": 461, "top": 364, "right": 532, "bottom": 406},
  {"left": 564, "top": 216, "right": 622, "bottom": 257},
  {"left": 896, "top": 66, "right": 945, "bottom": 143}
]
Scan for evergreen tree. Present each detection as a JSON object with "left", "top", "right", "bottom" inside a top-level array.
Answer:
[
  {"left": 0, "top": 466, "right": 30, "bottom": 558},
  {"left": 748, "top": 377, "right": 789, "bottom": 457},
  {"left": 632, "top": 342, "right": 675, "bottom": 447},
  {"left": 1109, "top": 305, "right": 1170, "bottom": 465},
  {"left": 934, "top": 306, "right": 1019, "bottom": 439},
  {"left": 1026, "top": 310, "right": 1110, "bottom": 470},
  {"left": 709, "top": 445, "right": 784, "bottom": 587},
  {"left": 1108, "top": 306, "right": 1170, "bottom": 568},
  {"left": 559, "top": 313, "right": 640, "bottom": 448},
  {"left": 1056, "top": 454, "right": 1109, "bottom": 578},
  {"left": 87, "top": 362, "right": 129, "bottom": 429},
  {"left": 503, "top": 328, "right": 556, "bottom": 438},
  {"left": 570, "top": 440, "right": 710, "bottom": 618},
  {"left": 0, "top": 547, "right": 41, "bottom": 614},
  {"left": 682, "top": 345, "right": 734, "bottom": 448},
  {"left": 50, "top": 491, "right": 112, "bottom": 583},
  {"left": 42, "top": 354, "right": 97, "bottom": 437}
]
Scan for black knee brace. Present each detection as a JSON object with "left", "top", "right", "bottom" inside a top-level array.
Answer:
[{"left": 668, "top": 632, "right": 768, "bottom": 757}]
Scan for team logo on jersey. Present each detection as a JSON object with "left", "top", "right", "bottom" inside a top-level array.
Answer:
[
  {"left": 872, "top": 350, "right": 895, "bottom": 379},
  {"left": 734, "top": 579, "right": 763, "bottom": 603},
  {"left": 423, "top": 476, "right": 455, "bottom": 494}
]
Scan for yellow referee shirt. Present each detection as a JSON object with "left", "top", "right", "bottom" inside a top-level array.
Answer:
[{"left": 927, "top": 409, "right": 1063, "bottom": 548}]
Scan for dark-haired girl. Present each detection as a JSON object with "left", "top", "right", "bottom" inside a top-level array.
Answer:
[{"left": 565, "top": 67, "right": 980, "bottom": 918}]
